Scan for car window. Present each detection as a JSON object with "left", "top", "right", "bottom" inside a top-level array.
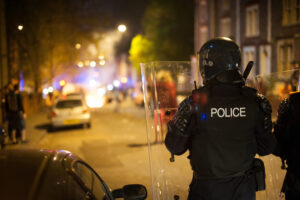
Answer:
[
  {"left": 56, "top": 100, "right": 83, "bottom": 108},
  {"left": 73, "top": 161, "right": 108, "bottom": 200}
]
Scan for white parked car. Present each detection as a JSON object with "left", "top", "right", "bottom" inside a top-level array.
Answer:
[{"left": 50, "top": 97, "right": 91, "bottom": 129}]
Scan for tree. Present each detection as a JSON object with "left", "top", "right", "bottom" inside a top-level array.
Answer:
[
  {"left": 129, "top": 0, "right": 194, "bottom": 73},
  {"left": 6, "top": 0, "right": 114, "bottom": 92},
  {"left": 129, "top": 34, "right": 155, "bottom": 75}
]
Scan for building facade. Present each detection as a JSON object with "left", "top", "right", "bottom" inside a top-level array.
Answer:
[
  {"left": 0, "top": 0, "right": 9, "bottom": 89},
  {"left": 194, "top": 0, "right": 300, "bottom": 76}
]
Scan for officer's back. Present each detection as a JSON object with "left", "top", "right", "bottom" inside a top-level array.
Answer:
[
  {"left": 190, "top": 83, "right": 263, "bottom": 178},
  {"left": 165, "top": 37, "right": 277, "bottom": 200}
]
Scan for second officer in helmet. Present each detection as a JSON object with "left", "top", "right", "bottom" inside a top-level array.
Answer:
[{"left": 165, "top": 37, "right": 277, "bottom": 200}]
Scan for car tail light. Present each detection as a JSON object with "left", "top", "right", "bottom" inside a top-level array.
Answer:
[
  {"left": 51, "top": 111, "right": 56, "bottom": 117},
  {"left": 82, "top": 109, "right": 88, "bottom": 114}
]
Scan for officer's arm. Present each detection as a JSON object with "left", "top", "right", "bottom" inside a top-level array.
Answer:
[
  {"left": 273, "top": 98, "right": 290, "bottom": 157},
  {"left": 255, "top": 94, "right": 277, "bottom": 156},
  {"left": 165, "top": 96, "right": 193, "bottom": 155}
]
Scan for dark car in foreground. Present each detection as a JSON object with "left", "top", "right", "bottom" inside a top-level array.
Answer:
[{"left": 0, "top": 149, "right": 147, "bottom": 200}]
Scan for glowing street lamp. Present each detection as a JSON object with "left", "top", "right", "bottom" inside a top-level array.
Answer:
[
  {"left": 17, "top": 25, "right": 23, "bottom": 31},
  {"left": 118, "top": 24, "right": 127, "bottom": 33},
  {"left": 75, "top": 43, "right": 81, "bottom": 49}
]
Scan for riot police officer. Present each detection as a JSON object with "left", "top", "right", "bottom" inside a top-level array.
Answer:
[
  {"left": 273, "top": 91, "right": 300, "bottom": 199},
  {"left": 165, "top": 37, "right": 277, "bottom": 200}
]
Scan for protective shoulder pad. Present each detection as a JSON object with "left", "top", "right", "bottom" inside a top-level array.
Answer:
[
  {"left": 257, "top": 93, "right": 272, "bottom": 114},
  {"left": 278, "top": 98, "right": 290, "bottom": 116}
]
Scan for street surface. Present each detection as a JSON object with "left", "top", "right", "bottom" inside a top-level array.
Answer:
[{"left": 5, "top": 97, "right": 287, "bottom": 200}]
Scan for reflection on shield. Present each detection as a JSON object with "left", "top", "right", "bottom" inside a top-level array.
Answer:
[
  {"left": 141, "top": 61, "right": 200, "bottom": 199},
  {"left": 247, "top": 69, "right": 300, "bottom": 200},
  {"left": 142, "top": 60, "right": 299, "bottom": 200}
]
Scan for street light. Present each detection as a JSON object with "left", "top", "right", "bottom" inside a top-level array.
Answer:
[
  {"left": 75, "top": 43, "right": 81, "bottom": 50},
  {"left": 118, "top": 24, "right": 127, "bottom": 33},
  {"left": 17, "top": 25, "right": 23, "bottom": 31}
]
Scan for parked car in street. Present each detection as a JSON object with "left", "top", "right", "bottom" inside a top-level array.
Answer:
[
  {"left": 50, "top": 96, "right": 91, "bottom": 129},
  {"left": 0, "top": 149, "right": 147, "bottom": 200}
]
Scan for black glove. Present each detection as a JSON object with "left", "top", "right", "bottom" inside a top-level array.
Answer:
[{"left": 168, "top": 96, "right": 193, "bottom": 137}]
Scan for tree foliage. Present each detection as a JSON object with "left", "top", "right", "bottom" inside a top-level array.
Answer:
[
  {"left": 129, "top": 0, "right": 194, "bottom": 73},
  {"left": 129, "top": 34, "right": 155, "bottom": 75}
]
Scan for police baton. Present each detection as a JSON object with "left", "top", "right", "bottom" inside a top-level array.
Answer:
[{"left": 243, "top": 61, "right": 254, "bottom": 81}]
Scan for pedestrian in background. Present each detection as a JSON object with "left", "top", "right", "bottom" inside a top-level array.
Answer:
[{"left": 5, "top": 81, "right": 26, "bottom": 144}]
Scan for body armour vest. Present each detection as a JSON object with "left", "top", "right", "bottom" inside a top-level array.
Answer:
[
  {"left": 286, "top": 92, "right": 300, "bottom": 176},
  {"left": 189, "top": 84, "right": 259, "bottom": 178}
]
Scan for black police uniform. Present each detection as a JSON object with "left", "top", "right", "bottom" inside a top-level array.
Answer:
[
  {"left": 165, "top": 38, "right": 276, "bottom": 200},
  {"left": 273, "top": 92, "right": 300, "bottom": 200}
]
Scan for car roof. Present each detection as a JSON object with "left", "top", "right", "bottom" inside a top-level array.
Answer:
[{"left": 0, "top": 149, "right": 75, "bottom": 199}]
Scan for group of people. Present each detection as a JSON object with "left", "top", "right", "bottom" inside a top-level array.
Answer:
[
  {"left": 1, "top": 79, "right": 26, "bottom": 144},
  {"left": 165, "top": 38, "right": 300, "bottom": 200}
]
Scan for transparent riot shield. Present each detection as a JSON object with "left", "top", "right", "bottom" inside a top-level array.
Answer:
[
  {"left": 142, "top": 61, "right": 300, "bottom": 200},
  {"left": 141, "top": 61, "right": 200, "bottom": 200},
  {"left": 247, "top": 69, "right": 300, "bottom": 200}
]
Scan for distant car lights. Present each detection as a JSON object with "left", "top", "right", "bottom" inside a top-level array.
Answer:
[
  {"left": 107, "top": 84, "right": 114, "bottom": 91},
  {"left": 113, "top": 80, "right": 120, "bottom": 88},
  {"left": 86, "top": 94, "right": 105, "bottom": 108}
]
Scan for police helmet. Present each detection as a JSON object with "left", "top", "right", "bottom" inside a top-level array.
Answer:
[{"left": 198, "top": 37, "right": 243, "bottom": 85}]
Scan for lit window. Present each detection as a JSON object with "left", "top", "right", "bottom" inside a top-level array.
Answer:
[
  {"left": 246, "top": 5, "right": 259, "bottom": 37},
  {"left": 283, "top": 0, "right": 300, "bottom": 25},
  {"left": 277, "top": 39, "right": 294, "bottom": 72},
  {"left": 243, "top": 47, "right": 256, "bottom": 77}
]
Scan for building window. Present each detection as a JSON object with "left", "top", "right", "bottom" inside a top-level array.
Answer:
[
  {"left": 259, "top": 46, "right": 271, "bottom": 76},
  {"left": 246, "top": 5, "right": 259, "bottom": 37},
  {"left": 199, "top": 0, "right": 208, "bottom": 23},
  {"left": 296, "top": 0, "right": 300, "bottom": 22},
  {"left": 277, "top": 40, "right": 294, "bottom": 72},
  {"left": 283, "top": 0, "right": 300, "bottom": 25},
  {"left": 220, "top": 18, "right": 231, "bottom": 37},
  {"left": 243, "top": 46, "right": 256, "bottom": 77},
  {"left": 222, "top": 0, "right": 230, "bottom": 12}
]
